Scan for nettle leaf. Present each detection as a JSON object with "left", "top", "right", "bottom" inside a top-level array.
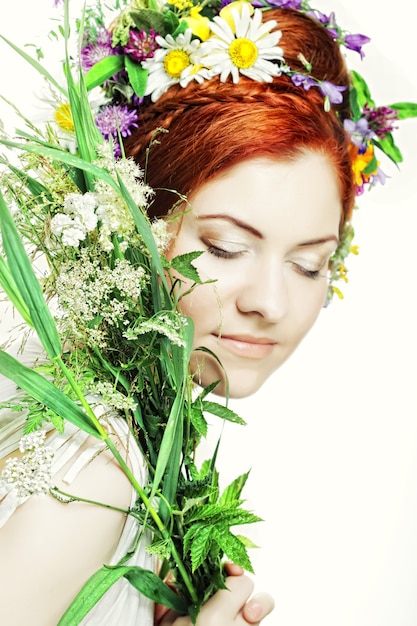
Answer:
[
  {"left": 212, "top": 528, "right": 254, "bottom": 572},
  {"left": 170, "top": 251, "right": 203, "bottom": 283},
  {"left": 190, "top": 405, "right": 208, "bottom": 437},
  {"left": 202, "top": 400, "right": 246, "bottom": 425},
  {"left": 190, "top": 525, "right": 214, "bottom": 571},
  {"left": 389, "top": 101, "right": 417, "bottom": 120},
  {"left": 219, "top": 471, "right": 250, "bottom": 505},
  {"left": 130, "top": 9, "right": 166, "bottom": 34}
]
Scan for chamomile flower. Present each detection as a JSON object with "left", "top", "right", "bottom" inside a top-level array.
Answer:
[
  {"left": 200, "top": 3, "right": 284, "bottom": 83},
  {"left": 142, "top": 29, "right": 210, "bottom": 102}
]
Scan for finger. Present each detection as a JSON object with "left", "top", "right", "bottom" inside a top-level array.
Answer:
[
  {"left": 224, "top": 562, "right": 245, "bottom": 577},
  {"left": 242, "top": 592, "right": 275, "bottom": 624},
  {"left": 202, "top": 575, "right": 255, "bottom": 617}
]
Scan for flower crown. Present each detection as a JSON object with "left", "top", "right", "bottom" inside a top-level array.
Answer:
[{"left": 65, "top": 0, "right": 416, "bottom": 299}]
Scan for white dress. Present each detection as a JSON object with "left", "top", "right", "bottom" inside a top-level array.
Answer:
[{"left": 0, "top": 336, "right": 155, "bottom": 625}]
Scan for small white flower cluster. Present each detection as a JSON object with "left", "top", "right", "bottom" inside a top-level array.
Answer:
[
  {"left": 1, "top": 430, "right": 54, "bottom": 498},
  {"left": 151, "top": 219, "right": 173, "bottom": 254},
  {"left": 91, "top": 381, "right": 138, "bottom": 411},
  {"left": 56, "top": 252, "right": 147, "bottom": 336},
  {"left": 50, "top": 150, "right": 153, "bottom": 251},
  {"left": 50, "top": 192, "right": 98, "bottom": 247},
  {"left": 124, "top": 311, "right": 188, "bottom": 347}
]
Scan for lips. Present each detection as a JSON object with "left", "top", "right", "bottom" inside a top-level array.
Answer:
[{"left": 212, "top": 333, "right": 277, "bottom": 359}]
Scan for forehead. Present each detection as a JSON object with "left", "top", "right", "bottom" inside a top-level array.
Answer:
[{"left": 186, "top": 152, "right": 342, "bottom": 240}]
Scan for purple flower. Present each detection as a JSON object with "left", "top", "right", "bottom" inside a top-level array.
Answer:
[
  {"left": 291, "top": 74, "right": 318, "bottom": 90},
  {"left": 124, "top": 29, "right": 158, "bottom": 63},
  {"left": 344, "top": 117, "right": 375, "bottom": 149},
  {"left": 81, "top": 28, "right": 117, "bottom": 73},
  {"left": 94, "top": 105, "right": 139, "bottom": 142},
  {"left": 343, "top": 33, "right": 371, "bottom": 59},
  {"left": 251, "top": 0, "right": 302, "bottom": 7},
  {"left": 363, "top": 104, "right": 399, "bottom": 138},
  {"left": 319, "top": 81, "right": 347, "bottom": 104}
]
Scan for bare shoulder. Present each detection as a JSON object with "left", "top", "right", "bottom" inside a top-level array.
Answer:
[{"left": 0, "top": 436, "right": 133, "bottom": 626}]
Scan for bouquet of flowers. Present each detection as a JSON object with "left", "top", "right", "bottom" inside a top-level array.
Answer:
[{"left": 0, "top": 1, "right": 261, "bottom": 623}]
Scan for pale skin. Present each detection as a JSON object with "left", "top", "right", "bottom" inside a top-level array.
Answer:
[{"left": 0, "top": 150, "right": 341, "bottom": 624}]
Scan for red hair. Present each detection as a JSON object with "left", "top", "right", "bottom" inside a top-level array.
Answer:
[{"left": 125, "top": 8, "right": 355, "bottom": 223}]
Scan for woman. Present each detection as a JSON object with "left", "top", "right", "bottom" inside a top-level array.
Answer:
[{"left": 0, "top": 0, "right": 415, "bottom": 624}]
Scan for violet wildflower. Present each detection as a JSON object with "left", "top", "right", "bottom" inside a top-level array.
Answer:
[
  {"left": 344, "top": 33, "right": 371, "bottom": 59},
  {"left": 344, "top": 117, "right": 375, "bottom": 149},
  {"left": 124, "top": 29, "right": 158, "bottom": 63},
  {"left": 363, "top": 104, "right": 399, "bottom": 138},
  {"left": 291, "top": 73, "right": 317, "bottom": 91},
  {"left": 81, "top": 28, "right": 117, "bottom": 73},
  {"left": 319, "top": 80, "right": 346, "bottom": 104},
  {"left": 95, "top": 105, "right": 139, "bottom": 142},
  {"left": 251, "top": 0, "right": 303, "bottom": 7}
]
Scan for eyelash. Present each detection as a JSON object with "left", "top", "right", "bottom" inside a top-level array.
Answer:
[
  {"left": 294, "top": 264, "right": 323, "bottom": 280},
  {"left": 203, "top": 239, "right": 243, "bottom": 259}
]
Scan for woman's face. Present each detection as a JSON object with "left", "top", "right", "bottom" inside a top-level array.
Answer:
[{"left": 167, "top": 151, "right": 342, "bottom": 398}]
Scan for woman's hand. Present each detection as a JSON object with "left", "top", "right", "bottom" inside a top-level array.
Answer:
[{"left": 155, "top": 564, "right": 274, "bottom": 626}]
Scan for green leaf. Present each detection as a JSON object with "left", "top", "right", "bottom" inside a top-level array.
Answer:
[
  {"left": 202, "top": 400, "right": 246, "bottom": 425},
  {"left": 170, "top": 251, "right": 203, "bottom": 283},
  {"left": 57, "top": 565, "right": 187, "bottom": 625},
  {"left": 190, "top": 525, "right": 214, "bottom": 571},
  {"left": 350, "top": 70, "right": 374, "bottom": 113},
  {"left": 0, "top": 189, "right": 62, "bottom": 359},
  {"left": 84, "top": 55, "right": 125, "bottom": 91},
  {"left": 388, "top": 101, "right": 417, "bottom": 120},
  {"left": 362, "top": 154, "right": 379, "bottom": 175},
  {"left": 373, "top": 133, "right": 403, "bottom": 164},
  {"left": 219, "top": 472, "right": 250, "bottom": 505},
  {"left": 125, "top": 55, "right": 149, "bottom": 98},
  {"left": 163, "top": 10, "right": 181, "bottom": 35},
  {"left": 124, "top": 567, "right": 188, "bottom": 613},
  {"left": 212, "top": 528, "right": 254, "bottom": 572},
  {"left": 0, "top": 352, "right": 102, "bottom": 438},
  {"left": 130, "top": 8, "right": 167, "bottom": 33},
  {"left": 190, "top": 405, "right": 208, "bottom": 437}
]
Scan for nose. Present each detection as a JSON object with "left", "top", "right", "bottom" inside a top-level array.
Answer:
[{"left": 235, "top": 259, "right": 289, "bottom": 323}]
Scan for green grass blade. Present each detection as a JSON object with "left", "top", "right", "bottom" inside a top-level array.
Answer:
[
  {"left": 0, "top": 34, "right": 68, "bottom": 97},
  {"left": 57, "top": 564, "right": 187, "bottom": 625},
  {"left": 0, "top": 189, "right": 62, "bottom": 359},
  {"left": 0, "top": 351, "right": 102, "bottom": 438},
  {"left": 0, "top": 254, "right": 32, "bottom": 326}
]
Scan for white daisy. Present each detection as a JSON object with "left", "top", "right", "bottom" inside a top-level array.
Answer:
[
  {"left": 200, "top": 4, "right": 285, "bottom": 84},
  {"left": 143, "top": 29, "right": 209, "bottom": 102}
]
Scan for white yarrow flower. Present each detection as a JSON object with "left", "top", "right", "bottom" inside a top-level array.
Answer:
[
  {"left": 200, "top": 4, "right": 284, "bottom": 83},
  {"left": 1, "top": 430, "right": 54, "bottom": 497}
]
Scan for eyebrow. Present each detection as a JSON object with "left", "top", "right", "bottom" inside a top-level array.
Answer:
[
  {"left": 197, "top": 214, "right": 262, "bottom": 237},
  {"left": 197, "top": 214, "right": 339, "bottom": 246}
]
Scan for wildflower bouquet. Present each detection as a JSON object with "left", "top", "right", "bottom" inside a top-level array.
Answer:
[{"left": 0, "top": 2, "right": 260, "bottom": 623}]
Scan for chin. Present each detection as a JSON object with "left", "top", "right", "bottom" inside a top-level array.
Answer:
[{"left": 190, "top": 353, "right": 273, "bottom": 399}]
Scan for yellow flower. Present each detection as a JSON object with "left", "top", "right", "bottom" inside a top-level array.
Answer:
[
  {"left": 331, "top": 286, "right": 345, "bottom": 300},
  {"left": 169, "top": 0, "right": 193, "bottom": 10},
  {"left": 219, "top": 0, "right": 254, "bottom": 32},
  {"left": 349, "top": 143, "right": 378, "bottom": 187},
  {"left": 349, "top": 244, "right": 359, "bottom": 255},
  {"left": 185, "top": 5, "right": 211, "bottom": 41},
  {"left": 54, "top": 103, "right": 74, "bottom": 134}
]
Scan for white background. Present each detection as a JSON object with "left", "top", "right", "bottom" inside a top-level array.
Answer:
[{"left": 1, "top": 1, "right": 417, "bottom": 625}]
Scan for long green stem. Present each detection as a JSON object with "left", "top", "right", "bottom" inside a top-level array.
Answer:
[{"left": 54, "top": 353, "right": 198, "bottom": 605}]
